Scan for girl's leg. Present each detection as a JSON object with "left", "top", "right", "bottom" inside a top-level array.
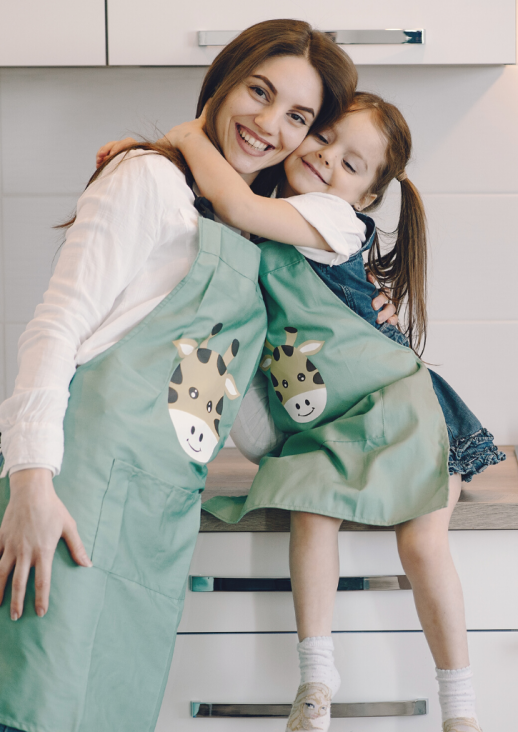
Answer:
[
  {"left": 395, "top": 474, "right": 481, "bottom": 732},
  {"left": 285, "top": 511, "right": 342, "bottom": 731}
]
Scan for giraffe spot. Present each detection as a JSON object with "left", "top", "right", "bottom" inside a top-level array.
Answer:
[
  {"left": 282, "top": 379, "right": 288, "bottom": 388},
  {"left": 214, "top": 418, "right": 220, "bottom": 435},
  {"left": 297, "top": 373, "right": 306, "bottom": 382},
  {"left": 231, "top": 339, "right": 240, "bottom": 357},
  {"left": 313, "top": 372, "right": 324, "bottom": 385},
  {"left": 216, "top": 397, "right": 224, "bottom": 415},
  {"left": 271, "top": 373, "right": 279, "bottom": 387},
  {"left": 168, "top": 387, "right": 178, "bottom": 403},
  {"left": 273, "top": 347, "right": 280, "bottom": 361},
  {"left": 306, "top": 359, "right": 317, "bottom": 372},
  {"left": 189, "top": 387, "right": 199, "bottom": 399},
  {"left": 281, "top": 345, "right": 294, "bottom": 357},
  {"left": 197, "top": 348, "right": 211, "bottom": 364},
  {"left": 207, "top": 400, "right": 213, "bottom": 413},
  {"left": 217, "top": 354, "right": 227, "bottom": 375},
  {"left": 171, "top": 365, "right": 183, "bottom": 384},
  {"left": 212, "top": 323, "right": 223, "bottom": 335},
  {"left": 276, "top": 391, "right": 283, "bottom": 403}
]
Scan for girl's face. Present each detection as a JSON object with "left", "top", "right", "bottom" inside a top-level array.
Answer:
[
  {"left": 215, "top": 55, "right": 323, "bottom": 185},
  {"left": 283, "top": 108, "right": 387, "bottom": 210}
]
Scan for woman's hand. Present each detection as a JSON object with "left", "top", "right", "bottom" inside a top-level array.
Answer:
[
  {"left": 368, "top": 272, "right": 398, "bottom": 325},
  {"left": 0, "top": 468, "right": 92, "bottom": 620},
  {"left": 96, "top": 137, "right": 137, "bottom": 168}
]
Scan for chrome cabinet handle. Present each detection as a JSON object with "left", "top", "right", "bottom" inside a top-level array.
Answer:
[
  {"left": 198, "top": 29, "right": 424, "bottom": 47},
  {"left": 191, "top": 699, "right": 427, "bottom": 718},
  {"left": 190, "top": 575, "right": 411, "bottom": 592}
]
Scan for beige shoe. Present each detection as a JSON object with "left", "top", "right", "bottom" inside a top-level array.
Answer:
[
  {"left": 443, "top": 718, "right": 483, "bottom": 732},
  {"left": 285, "top": 682, "right": 332, "bottom": 731}
]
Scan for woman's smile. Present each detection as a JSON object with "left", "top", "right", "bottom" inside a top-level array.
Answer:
[{"left": 235, "top": 123, "right": 275, "bottom": 155}]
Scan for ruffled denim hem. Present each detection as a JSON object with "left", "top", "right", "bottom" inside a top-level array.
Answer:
[{"left": 448, "top": 428, "right": 506, "bottom": 482}]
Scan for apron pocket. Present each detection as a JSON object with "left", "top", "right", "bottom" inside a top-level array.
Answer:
[{"left": 92, "top": 459, "right": 201, "bottom": 600}]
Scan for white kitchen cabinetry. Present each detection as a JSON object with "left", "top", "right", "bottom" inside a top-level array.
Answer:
[
  {"left": 158, "top": 632, "right": 517, "bottom": 730},
  {"left": 107, "top": 0, "right": 515, "bottom": 66},
  {"left": 0, "top": 0, "right": 106, "bottom": 66}
]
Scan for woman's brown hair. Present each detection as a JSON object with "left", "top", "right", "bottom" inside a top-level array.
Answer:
[
  {"left": 71, "top": 19, "right": 357, "bottom": 208},
  {"left": 351, "top": 92, "right": 428, "bottom": 355}
]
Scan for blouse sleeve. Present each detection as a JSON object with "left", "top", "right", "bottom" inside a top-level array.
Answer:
[
  {"left": 0, "top": 151, "right": 190, "bottom": 477},
  {"left": 284, "top": 192, "right": 367, "bottom": 265}
]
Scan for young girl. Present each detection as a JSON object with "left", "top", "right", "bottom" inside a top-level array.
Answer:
[{"left": 159, "top": 93, "right": 503, "bottom": 732}]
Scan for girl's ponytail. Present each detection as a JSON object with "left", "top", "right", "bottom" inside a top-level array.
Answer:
[
  {"left": 351, "top": 92, "right": 428, "bottom": 355},
  {"left": 367, "top": 176, "right": 428, "bottom": 355}
]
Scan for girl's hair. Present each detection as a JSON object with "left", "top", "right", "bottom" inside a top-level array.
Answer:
[
  {"left": 351, "top": 91, "right": 427, "bottom": 355},
  {"left": 70, "top": 19, "right": 357, "bottom": 210}
]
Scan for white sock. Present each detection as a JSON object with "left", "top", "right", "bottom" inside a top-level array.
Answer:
[
  {"left": 297, "top": 636, "right": 341, "bottom": 696},
  {"left": 436, "top": 666, "right": 478, "bottom": 725}
]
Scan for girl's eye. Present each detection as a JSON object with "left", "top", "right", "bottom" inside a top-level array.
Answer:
[
  {"left": 315, "top": 133, "right": 329, "bottom": 144},
  {"left": 344, "top": 161, "right": 356, "bottom": 173}
]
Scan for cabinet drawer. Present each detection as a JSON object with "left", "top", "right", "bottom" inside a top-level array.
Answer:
[
  {"left": 157, "top": 631, "right": 518, "bottom": 730},
  {"left": 178, "top": 531, "right": 518, "bottom": 632}
]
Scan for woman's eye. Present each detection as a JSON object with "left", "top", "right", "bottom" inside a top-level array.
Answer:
[
  {"left": 344, "top": 160, "right": 356, "bottom": 173},
  {"left": 289, "top": 113, "right": 306, "bottom": 125},
  {"left": 251, "top": 85, "right": 267, "bottom": 100}
]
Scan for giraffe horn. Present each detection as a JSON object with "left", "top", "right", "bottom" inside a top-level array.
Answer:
[
  {"left": 223, "top": 339, "right": 240, "bottom": 366},
  {"left": 284, "top": 327, "right": 298, "bottom": 347},
  {"left": 264, "top": 340, "right": 274, "bottom": 352},
  {"left": 200, "top": 323, "right": 223, "bottom": 349}
]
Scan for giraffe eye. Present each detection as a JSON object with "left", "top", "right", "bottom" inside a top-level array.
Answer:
[
  {"left": 282, "top": 379, "right": 288, "bottom": 388},
  {"left": 297, "top": 373, "right": 305, "bottom": 382},
  {"left": 189, "top": 387, "right": 199, "bottom": 399},
  {"left": 207, "top": 400, "right": 213, "bottom": 413}
]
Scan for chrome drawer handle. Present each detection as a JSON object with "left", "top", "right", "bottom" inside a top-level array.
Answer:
[
  {"left": 191, "top": 699, "right": 427, "bottom": 718},
  {"left": 190, "top": 575, "right": 411, "bottom": 592},
  {"left": 198, "top": 29, "right": 424, "bottom": 47}
]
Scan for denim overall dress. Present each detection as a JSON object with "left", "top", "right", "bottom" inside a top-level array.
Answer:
[
  {"left": 308, "top": 213, "right": 505, "bottom": 482},
  {"left": 0, "top": 217, "right": 266, "bottom": 732},
  {"left": 203, "top": 240, "right": 451, "bottom": 527}
]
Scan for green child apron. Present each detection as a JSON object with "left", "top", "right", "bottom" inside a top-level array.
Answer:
[
  {"left": 0, "top": 217, "right": 266, "bottom": 732},
  {"left": 203, "top": 241, "right": 450, "bottom": 527}
]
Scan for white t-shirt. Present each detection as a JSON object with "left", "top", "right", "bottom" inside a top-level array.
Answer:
[
  {"left": 0, "top": 160, "right": 362, "bottom": 476},
  {"left": 285, "top": 192, "right": 366, "bottom": 266}
]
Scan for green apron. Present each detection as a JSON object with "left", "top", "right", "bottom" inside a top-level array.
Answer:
[
  {"left": 203, "top": 241, "right": 450, "bottom": 527},
  {"left": 0, "top": 218, "right": 266, "bottom": 732}
]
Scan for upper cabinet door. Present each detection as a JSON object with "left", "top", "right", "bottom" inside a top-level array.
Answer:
[
  {"left": 107, "top": 0, "right": 516, "bottom": 66},
  {"left": 0, "top": 0, "right": 106, "bottom": 66}
]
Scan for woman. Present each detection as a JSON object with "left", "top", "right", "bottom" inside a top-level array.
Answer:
[{"left": 0, "top": 19, "right": 399, "bottom": 732}]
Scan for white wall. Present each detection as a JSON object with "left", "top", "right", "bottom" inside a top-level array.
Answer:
[{"left": 0, "top": 63, "right": 516, "bottom": 442}]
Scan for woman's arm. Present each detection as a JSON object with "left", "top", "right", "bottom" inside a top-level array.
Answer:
[{"left": 168, "top": 121, "right": 332, "bottom": 251}]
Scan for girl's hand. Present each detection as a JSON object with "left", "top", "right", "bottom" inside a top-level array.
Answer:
[
  {"left": 96, "top": 137, "right": 137, "bottom": 168},
  {"left": 368, "top": 272, "right": 398, "bottom": 325},
  {"left": 164, "top": 116, "right": 207, "bottom": 149},
  {"left": 0, "top": 468, "right": 92, "bottom": 620}
]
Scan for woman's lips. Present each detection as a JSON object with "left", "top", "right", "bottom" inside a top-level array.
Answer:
[
  {"left": 302, "top": 159, "right": 328, "bottom": 184},
  {"left": 235, "top": 123, "right": 274, "bottom": 157}
]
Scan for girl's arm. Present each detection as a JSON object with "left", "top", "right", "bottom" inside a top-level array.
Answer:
[{"left": 168, "top": 121, "right": 332, "bottom": 251}]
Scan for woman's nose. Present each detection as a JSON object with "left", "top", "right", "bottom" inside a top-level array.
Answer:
[
  {"left": 318, "top": 152, "right": 330, "bottom": 167},
  {"left": 254, "top": 108, "right": 279, "bottom": 136}
]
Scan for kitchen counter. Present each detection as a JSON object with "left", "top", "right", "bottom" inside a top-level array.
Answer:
[{"left": 201, "top": 446, "right": 518, "bottom": 531}]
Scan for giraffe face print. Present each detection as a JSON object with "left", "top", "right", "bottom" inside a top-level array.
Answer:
[
  {"left": 168, "top": 324, "right": 240, "bottom": 463},
  {"left": 260, "top": 327, "right": 327, "bottom": 424}
]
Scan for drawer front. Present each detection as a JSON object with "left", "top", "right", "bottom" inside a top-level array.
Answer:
[
  {"left": 179, "top": 531, "right": 518, "bottom": 632},
  {"left": 157, "top": 631, "right": 518, "bottom": 730}
]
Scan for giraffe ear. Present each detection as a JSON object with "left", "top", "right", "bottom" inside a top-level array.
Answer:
[
  {"left": 224, "top": 374, "right": 240, "bottom": 400},
  {"left": 260, "top": 356, "right": 273, "bottom": 372},
  {"left": 298, "top": 340, "right": 325, "bottom": 356},
  {"left": 173, "top": 338, "right": 198, "bottom": 357}
]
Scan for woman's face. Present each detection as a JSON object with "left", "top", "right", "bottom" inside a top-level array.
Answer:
[{"left": 215, "top": 55, "right": 323, "bottom": 185}]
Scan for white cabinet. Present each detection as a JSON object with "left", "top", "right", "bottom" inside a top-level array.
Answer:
[
  {"left": 0, "top": 0, "right": 106, "bottom": 66},
  {"left": 178, "top": 531, "right": 518, "bottom": 633},
  {"left": 157, "top": 632, "right": 518, "bottom": 730},
  {"left": 107, "top": 0, "right": 516, "bottom": 66}
]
